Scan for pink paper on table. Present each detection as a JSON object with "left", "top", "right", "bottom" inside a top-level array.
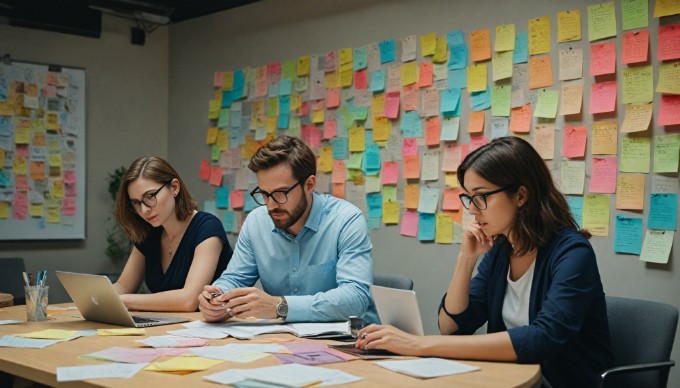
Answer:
[
  {"left": 590, "top": 43, "right": 616, "bottom": 76},
  {"left": 589, "top": 81, "right": 617, "bottom": 114},
  {"left": 563, "top": 126, "right": 587, "bottom": 158},
  {"left": 622, "top": 30, "right": 649, "bottom": 64},
  {"left": 658, "top": 94, "right": 680, "bottom": 126},
  {"left": 400, "top": 209, "right": 419, "bottom": 237},
  {"left": 589, "top": 157, "right": 618, "bottom": 193}
]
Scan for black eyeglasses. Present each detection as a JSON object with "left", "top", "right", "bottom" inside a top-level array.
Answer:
[
  {"left": 459, "top": 185, "right": 516, "bottom": 210},
  {"left": 129, "top": 180, "right": 172, "bottom": 213},
  {"left": 250, "top": 178, "right": 307, "bottom": 206}
]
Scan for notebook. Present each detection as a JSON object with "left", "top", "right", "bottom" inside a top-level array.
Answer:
[{"left": 55, "top": 271, "right": 190, "bottom": 328}]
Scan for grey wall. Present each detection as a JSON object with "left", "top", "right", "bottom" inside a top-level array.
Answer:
[
  {"left": 0, "top": 15, "right": 169, "bottom": 303},
  {"left": 168, "top": 0, "right": 679, "bottom": 385}
]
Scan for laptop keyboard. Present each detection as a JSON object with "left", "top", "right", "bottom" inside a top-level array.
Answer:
[{"left": 132, "top": 316, "right": 159, "bottom": 324}]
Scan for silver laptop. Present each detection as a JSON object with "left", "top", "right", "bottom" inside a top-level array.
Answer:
[
  {"left": 370, "top": 285, "right": 425, "bottom": 336},
  {"left": 56, "top": 271, "right": 190, "bottom": 328}
]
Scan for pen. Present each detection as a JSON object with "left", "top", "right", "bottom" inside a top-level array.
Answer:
[
  {"left": 28, "top": 273, "right": 33, "bottom": 286},
  {"left": 22, "top": 272, "right": 30, "bottom": 287},
  {"left": 210, "top": 292, "right": 223, "bottom": 299}
]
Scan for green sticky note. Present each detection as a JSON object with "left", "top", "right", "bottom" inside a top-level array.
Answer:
[
  {"left": 653, "top": 134, "right": 680, "bottom": 173},
  {"left": 583, "top": 194, "right": 610, "bottom": 237},
  {"left": 622, "top": 65, "right": 653, "bottom": 104},
  {"left": 534, "top": 89, "right": 559, "bottom": 118},
  {"left": 347, "top": 152, "right": 363, "bottom": 170},
  {"left": 620, "top": 136, "right": 651, "bottom": 173},
  {"left": 588, "top": 2, "right": 617, "bottom": 42},
  {"left": 491, "top": 83, "right": 512, "bottom": 117},
  {"left": 382, "top": 185, "right": 397, "bottom": 203},
  {"left": 621, "top": 0, "right": 648, "bottom": 31}
]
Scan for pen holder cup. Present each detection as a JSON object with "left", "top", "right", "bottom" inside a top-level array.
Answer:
[
  {"left": 349, "top": 316, "right": 365, "bottom": 338},
  {"left": 25, "top": 286, "right": 49, "bottom": 322}
]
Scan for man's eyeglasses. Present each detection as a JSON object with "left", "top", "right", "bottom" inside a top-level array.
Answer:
[
  {"left": 459, "top": 185, "right": 516, "bottom": 210},
  {"left": 129, "top": 180, "right": 172, "bottom": 213},
  {"left": 250, "top": 178, "right": 307, "bottom": 206}
]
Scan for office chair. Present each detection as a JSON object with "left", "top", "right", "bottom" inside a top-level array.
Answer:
[
  {"left": 373, "top": 274, "right": 414, "bottom": 290},
  {"left": 0, "top": 257, "right": 26, "bottom": 305},
  {"left": 599, "top": 296, "right": 678, "bottom": 388}
]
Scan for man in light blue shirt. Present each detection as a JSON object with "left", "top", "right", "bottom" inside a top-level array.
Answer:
[{"left": 198, "top": 135, "right": 378, "bottom": 324}]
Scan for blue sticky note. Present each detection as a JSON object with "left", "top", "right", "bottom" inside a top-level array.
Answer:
[
  {"left": 0, "top": 116, "right": 11, "bottom": 136},
  {"left": 400, "top": 111, "right": 422, "bottom": 138},
  {"left": 223, "top": 210, "right": 235, "bottom": 233},
  {"left": 203, "top": 200, "right": 218, "bottom": 217},
  {"left": 353, "top": 47, "right": 367, "bottom": 70},
  {"left": 230, "top": 109, "right": 241, "bottom": 128},
  {"left": 216, "top": 187, "right": 229, "bottom": 209},
  {"left": 279, "top": 95, "right": 291, "bottom": 113},
  {"left": 648, "top": 193, "right": 678, "bottom": 230},
  {"left": 417, "top": 212, "right": 436, "bottom": 241},
  {"left": 513, "top": 33, "right": 529, "bottom": 64},
  {"left": 367, "top": 193, "right": 383, "bottom": 218},
  {"left": 448, "top": 44, "right": 468, "bottom": 70},
  {"left": 279, "top": 79, "right": 293, "bottom": 96},
  {"left": 379, "top": 39, "right": 396, "bottom": 64},
  {"left": 614, "top": 215, "right": 643, "bottom": 255},
  {"left": 365, "top": 130, "right": 374, "bottom": 147},
  {"left": 221, "top": 90, "right": 232, "bottom": 108},
  {"left": 363, "top": 144, "right": 381, "bottom": 173},
  {"left": 267, "top": 82, "right": 279, "bottom": 98},
  {"left": 369, "top": 69, "right": 386, "bottom": 92},
  {"left": 446, "top": 30, "right": 465, "bottom": 46},
  {"left": 367, "top": 217, "right": 381, "bottom": 230},
  {"left": 441, "top": 88, "right": 461, "bottom": 114},
  {"left": 447, "top": 68, "right": 467, "bottom": 89},
  {"left": 471, "top": 88, "right": 491, "bottom": 111},
  {"left": 232, "top": 69, "right": 245, "bottom": 100},
  {"left": 331, "top": 137, "right": 349, "bottom": 160},
  {"left": 0, "top": 80, "right": 7, "bottom": 101},
  {"left": 566, "top": 196, "right": 584, "bottom": 228},
  {"left": 277, "top": 114, "right": 289, "bottom": 129}
]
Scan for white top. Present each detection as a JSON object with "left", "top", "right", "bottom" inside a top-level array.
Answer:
[{"left": 502, "top": 259, "right": 536, "bottom": 329}]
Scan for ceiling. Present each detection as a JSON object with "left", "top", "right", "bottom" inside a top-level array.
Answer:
[{"left": 0, "top": 0, "right": 261, "bottom": 40}]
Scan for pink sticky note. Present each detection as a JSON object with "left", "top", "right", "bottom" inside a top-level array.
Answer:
[
  {"left": 658, "top": 24, "right": 680, "bottom": 61},
  {"left": 62, "top": 197, "right": 77, "bottom": 215},
  {"left": 311, "top": 100, "right": 324, "bottom": 111},
  {"left": 442, "top": 143, "right": 463, "bottom": 172},
  {"left": 622, "top": 30, "right": 649, "bottom": 65},
  {"left": 213, "top": 72, "right": 224, "bottom": 88},
  {"left": 563, "top": 126, "right": 587, "bottom": 158},
  {"left": 63, "top": 170, "right": 77, "bottom": 184},
  {"left": 442, "top": 188, "right": 461, "bottom": 211},
  {"left": 267, "top": 62, "right": 282, "bottom": 76},
  {"left": 230, "top": 190, "right": 245, "bottom": 209},
  {"left": 302, "top": 125, "right": 321, "bottom": 148},
  {"left": 589, "top": 81, "right": 617, "bottom": 114},
  {"left": 402, "top": 138, "right": 418, "bottom": 156},
  {"left": 199, "top": 160, "right": 210, "bottom": 181},
  {"left": 402, "top": 85, "right": 419, "bottom": 111},
  {"left": 381, "top": 162, "right": 399, "bottom": 184},
  {"left": 323, "top": 121, "right": 337, "bottom": 139},
  {"left": 13, "top": 192, "right": 28, "bottom": 220},
  {"left": 384, "top": 91, "right": 400, "bottom": 119},
  {"left": 326, "top": 51, "right": 338, "bottom": 72},
  {"left": 354, "top": 69, "right": 368, "bottom": 89},
  {"left": 15, "top": 175, "right": 29, "bottom": 191},
  {"left": 399, "top": 209, "right": 419, "bottom": 237},
  {"left": 326, "top": 88, "right": 340, "bottom": 108},
  {"left": 417, "top": 62, "right": 434, "bottom": 88},
  {"left": 590, "top": 43, "right": 616, "bottom": 76},
  {"left": 331, "top": 160, "right": 347, "bottom": 183},
  {"left": 658, "top": 94, "right": 680, "bottom": 126},
  {"left": 589, "top": 157, "right": 617, "bottom": 193},
  {"left": 469, "top": 135, "right": 490, "bottom": 151},
  {"left": 209, "top": 166, "right": 223, "bottom": 186}
]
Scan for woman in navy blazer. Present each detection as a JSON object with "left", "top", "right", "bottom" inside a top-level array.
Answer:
[{"left": 357, "top": 137, "right": 613, "bottom": 387}]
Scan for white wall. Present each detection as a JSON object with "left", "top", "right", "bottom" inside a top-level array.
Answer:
[
  {"left": 0, "top": 15, "right": 169, "bottom": 303},
  {"left": 167, "top": 0, "right": 679, "bottom": 386}
]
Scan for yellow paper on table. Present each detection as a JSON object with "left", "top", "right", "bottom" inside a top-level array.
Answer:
[
  {"left": 588, "top": 2, "right": 617, "bottom": 42},
  {"left": 582, "top": 194, "right": 610, "bottom": 237},
  {"left": 529, "top": 16, "right": 551, "bottom": 55},
  {"left": 653, "top": 0, "right": 680, "bottom": 17},
  {"left": 145, "top": 356, "right": 224, "bottom": 374},
  {"left": 656, "top": 61, "right": 680, "bottom": 95},
  {"left": 97, "top": 328, "right": 146, "bottom": 336},
  {"left": 467, "top": 64, "right": 487, "bottom": 92},
  {"left": 17, "top": 329, "right": 78, "bottom": 340},
  {"left": 557, "top": 10, "right": 582, "bottom": 42}
]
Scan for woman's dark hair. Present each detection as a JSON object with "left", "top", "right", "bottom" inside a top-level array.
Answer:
[
  {"left": 115, "top": 156, "right": 196, "bottom": 243},
  {"left": 457, "top": 136, "right": 587, "bottom": 255},
  {"left": 248, "top": 135, "right": 316, "bottom": 181}
]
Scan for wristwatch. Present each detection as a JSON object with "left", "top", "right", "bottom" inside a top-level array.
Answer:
[{"left": 276, "top": 296, "right": 288, "bottom": 320}]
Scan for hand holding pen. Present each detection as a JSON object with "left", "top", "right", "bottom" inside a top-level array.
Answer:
[{"left": 198, "top": 285, "right": 232, "bottom": 322}]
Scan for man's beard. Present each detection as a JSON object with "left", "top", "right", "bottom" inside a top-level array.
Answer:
[{"left": 268, "top": 193, "right": 308, "bottom": 230}]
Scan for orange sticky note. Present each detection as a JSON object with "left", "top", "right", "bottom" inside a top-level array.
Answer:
[
  {"left": 355, "top": 69, "right": 368, "bottom": 89},
  {"left": 563, "top": 126, "right": 587, "bottom": 158},
  {"left": 403, "top": 156, "right": 421, "bottom": 179},
  {"left": 509, "top": 104, "right": 532, "bottom": 133},
  {"left": 209, "top": 166, "right": 223, "bottom": 186},
  {"left": 616, "top": 174, "right": 645, "bottom": 210},
  {"left": 331, "top": 160, "right": 347, "bottom": 183},
  {"left": 418, "top": 62, "right": 434, "bottom": 88},
  {"left": 470, "top": 29, "right": 491, "bottom": 62},
  {"left": 590, "top": 42, "right": 616, "bottom": 76},
  {"left": 529, "top": 56, "right": 553, "bottom": 89},
  {"left": 199, "top": 160, "right": 210, "bottom": 181},
  {"left": 425, "top": 117, "right": 441, "bottom": 146},
  {"left": 442, "top": 188, "right": 462, "bottom": 211},
  {"left": 589, "top": 81, "right": 617, "bottom": 114},
  {"left": 404, "top": 184, "right": 420, "bottom": 209},
  {"left": 326, "top": 88, "right": 340, "bottom": 108},
  {"left": 622, "top": 30, "right": 649, "bottom": 64},
  {"left": 467, "top": 111, "right": 485, "bottom": 133}
]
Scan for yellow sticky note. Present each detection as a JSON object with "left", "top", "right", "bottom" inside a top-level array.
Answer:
[
  {"left": 653, "top": 0, "right": 680, "bottom": 17},
  {"left": 0, "top": 202, "right": 9, "bottom": 219},
  {"left": 421, "top": 33, "right": 437, "bottom": 56},
  {"left": 46, "top": 112, "right": 59, "bottom": 131},
  {"left": 18, "top": 329, "right": 77, "bottom": 340},
  {"left": 583, "top": 194, "right": 610, "bottom": 236},
  {"left": 290, "top": 93, "right": 302, "bottom": 111},
  {"left": 557, "top": 10, "right": 582, "bottom": 42},
  {"left": 339, "top": 64, "right": 353, "bottom": 88},
  {"left": 467, "top": 64, "right": 487, "bottom": 92},
  {"left": 592, "top": 121, "right": 618, "bottom": 154},
  {"left": 47, "top": 154, "right": 62, "bottom": 168},
  {"left": 222, "top": 71, "right": 233, "bottom": 90},
  {"left": 492, "top": 51, "right": 513, "bottom": 81},
  {"left": 318, "top": 146, "right": 333, "bottom": 173},
  {"left": 349, "top": 127, "right": 365, "bottom": 152},
  {"left": 433, "top": 36, "right": 448, "bottom": 63},
  {"left": 657, "top": 61, "right": 680, "bottom": 95},
  {"left": 145, "top": 356, "right": 224, "bottom": 373},
  {"left": 339, "top": 48, "right": 353, "bottom": 65},
  {"left": 13, "top": 157, "right": 27, "bottom": 175},
  {"left": 495, "top": 24, "right": 515, "bottom": 52},
  {"left": 616, "top": 174, "right": 645, "bottom": 210},
  {"left": 401, "top": 62, "right": 417, "bottom": 86},
  {"left": 15, "top": 126, "right": 30, "bottom": 144},
  {"left": 622, "top": 65, "right": 653, "bottom": 104},
  {"left": 29, "top": 203, "right": 44, "bottom": 218},
  {"left": 97, "top": 328, "right": 146, "bottom": 336},
  {"left": 297, "top": 55, "right": 310, "bottom": 76},
  {"left": 205, "top": 127, "right": 218, "bottom": 144},
  {"left": 588, "top": 2, "right": 617, "bottom": 42},
  {"left": 373, "top": 116, "right": 392, "bottom": 142},
  {"left": 208, "top": 100, "right": 220, "bottom": 120},
  {"left": 52, "top": 179, "right": 64, "bottom": 199},
  {"left": 325, "top": 71, "right": 339, "bottom": 89},
  {"left": 529, "top": 16, "right": 551, "bottom": 55},
  {"left": 383, "top": 201, "right": 400, "bottom": 224},
  {"left": 435, "top": 213, "right": 453, "bottom": 244},
  {"left": 311, "top": 109, "right": 324, "bottom": 124},
  {"left": 371, "top": 93, "right": 385, "bottom": 117},
  {"left": 217, "top": 130, "right": 229, "bottom": 151}
]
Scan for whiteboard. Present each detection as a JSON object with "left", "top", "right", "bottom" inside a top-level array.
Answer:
[{"left": 0, "top": 59, "right": 86, "bottom": 240}]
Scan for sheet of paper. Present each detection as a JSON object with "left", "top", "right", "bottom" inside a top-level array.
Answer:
[
  {"left": 0, "top": 335, "right": 62, "bottom": 348},
  {"left": 529, "top": 16, "right": 551, "bottom": 55},
  {"left": 583, "top": 194, "right": 610, "bottom": 237},
  {"left": 203, "top": 364, "right": 362, "bottom": 387},
  {"left": 616, "top": 174, "right": 645, "bottom": 210},
  {"left": 592, "top": 121, "right": 618, "bottom": 154},
  {"left": 620, "top": 103, "right": 653, "bottom": 133},
  {"left": 495, "top": 24, "right": 515, "bottom": 51},
  {"left": 614, "top": 216, "right": 643, "bottom": 255},
  {"left": 653, "top": 134, "right": 680, "bottom": 173},
  {"left": 640, "top": 230, "right": 675, "bottom": 264},
  {"left": 57, "top": 363, "right": 148, "bottom": 382},
  {"left": 82, "top": 347, "right": 188, "bottom": 364},
  {"left": 588, "top": 2, "right": 617, "bottom": 42},
  {"left": 375, "top": 358, "right": 480, "bottom": 378},
  {"left": 470, "top": 29, "right": 491, "bottom": 62},
  {"left": 558, "top": 9, "right": 582, "bottom": 42}
]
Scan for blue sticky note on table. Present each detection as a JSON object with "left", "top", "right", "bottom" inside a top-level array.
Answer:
[
  {"left": 369, "top": 69, "right": 386, "bottom": 92},
  {"left": 379, "top": 39, "right": 396, "bottom": 64},
  {"left": 417, "top": 213, "right": 436, "bottom": 241},
  {"left": 513, "top": 33, "right": 528, "bottom": 64},
  {"left": 471, "top": 88, "right": 491, "bottom": 111},
  {"left": 448, "top": 68, "right": 467, "bottom": 89},
  {"left": 400, "top": 111, "right": 422, "bottom": 138},
  {"left": 566, "top": 196, "right": 583, "bottom": 228},
  {"left": 648, "top": 193, "right": 678, "bottom": 230},
  {"left": 366, "top": 193, "right": 383, "bottom": 218},
  {"left": 614, "top": 215, "right": 643, "bottom": 255},
  {"left": 216, "top": 187, "right": 229, "bottom": 209},
  {"left": 441, "top": 88, "right": 461, "bottom": 114}
]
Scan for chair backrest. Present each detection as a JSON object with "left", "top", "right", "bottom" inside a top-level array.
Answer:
[
  {"left": 0, "top": 258, "right": 26, "bottom": 305},
  {"left": 605, "top": 296, "right": 679, "bottom": 388},
  {"left": 373, "top": 274, "right": 414, "bottom": 290}
]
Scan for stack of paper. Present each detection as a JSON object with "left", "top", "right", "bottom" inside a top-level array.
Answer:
[
  {"left": 180, "top": 320, "right": 350, "bottom": 340},
  {"left": 374, "top": 358, "right": 480, "bottom": 378}
]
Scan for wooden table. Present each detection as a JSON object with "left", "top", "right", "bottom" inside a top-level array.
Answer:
[{"left": 0, "top": 304, "right": 540, "bottom": 387}]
